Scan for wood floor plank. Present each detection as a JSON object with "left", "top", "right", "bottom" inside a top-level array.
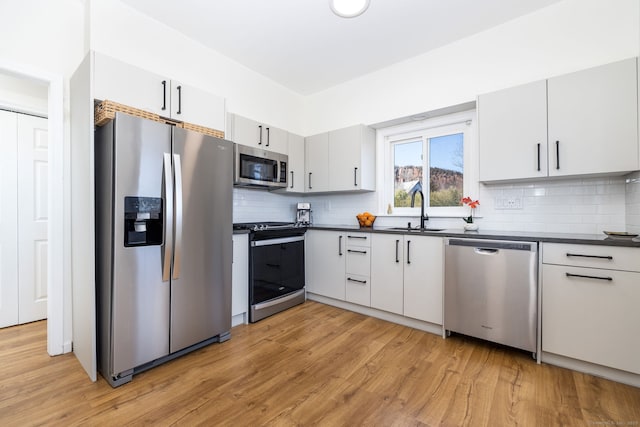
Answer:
[{"left": 1, "top": 301, "right": 639, "bottom": 426}]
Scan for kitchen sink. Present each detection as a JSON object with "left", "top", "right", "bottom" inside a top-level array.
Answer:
[{"left": 387, "top": 227, "right": 445, "bottom": 232}]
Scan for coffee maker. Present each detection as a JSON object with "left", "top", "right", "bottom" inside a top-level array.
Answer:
[{"left": 296, "top": 202, "right": 311, "bottom": 225}]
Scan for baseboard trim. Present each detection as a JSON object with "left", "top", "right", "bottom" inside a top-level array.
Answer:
[
  {"left": 542, "top": 352, "right": 640, "bottom": 388},
  {"left": 307, "top": 293, "right": 443, "bottom": 337}
]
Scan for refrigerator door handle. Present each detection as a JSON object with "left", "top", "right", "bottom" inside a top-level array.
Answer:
[
  {"left": 172, "top": 153, "right": 183, "bottom": 280},
  {"left": 162, "top": 153, "right": 174, "bottom": 282}
]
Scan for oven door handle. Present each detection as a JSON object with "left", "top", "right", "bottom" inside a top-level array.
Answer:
[{"left": 251, "top": 235, "right": 305, "bottom": 247}]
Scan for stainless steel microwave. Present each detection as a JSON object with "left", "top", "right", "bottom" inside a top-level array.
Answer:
[{"left": 233, "top": 144, "right": 288, "bottom": 189}]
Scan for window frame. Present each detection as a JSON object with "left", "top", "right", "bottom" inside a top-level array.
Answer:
[{"left": 377, "top": 110, "right": 478, "bottom": 218}]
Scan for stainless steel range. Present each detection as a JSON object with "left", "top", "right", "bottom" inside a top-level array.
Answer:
[{"left": 233, "top": 222, "right": 307, "bottom": 322}]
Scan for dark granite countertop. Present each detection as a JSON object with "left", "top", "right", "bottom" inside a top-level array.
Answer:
[{"left": 308, "top": 225, "right": 640, "bottom": 248}]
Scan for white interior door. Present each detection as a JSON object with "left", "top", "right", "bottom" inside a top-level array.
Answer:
[
  {"left": 0, "top": 110, "right": 48, "bottom": 328},
  {"left": 17, "top": 114, "right": 48, "bottom": 324},
  {"left": 0, "top": 110, "right": 19, "bottom": 328}
]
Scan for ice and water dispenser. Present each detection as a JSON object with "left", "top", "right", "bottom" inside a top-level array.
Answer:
[{"left": 124, "top": 197, "right": 163, "bottom": 247}]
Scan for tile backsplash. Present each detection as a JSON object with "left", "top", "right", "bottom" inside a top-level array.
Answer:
[
  {"left": 232, "top": 188, "right": 301, "bottom": 223},
  {"left": 626, "top": 171, "right": 640, "bottom": 234},
  {"left": 233, "top": 173, "right": 639, "bottom": 234},
  {"left": 478, "top": 177, "right": 627, "bottom": 234}
]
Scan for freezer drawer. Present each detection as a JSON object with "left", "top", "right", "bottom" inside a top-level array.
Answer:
[{"left": 444, "top": 238, "right": 538, "bottom": 353}]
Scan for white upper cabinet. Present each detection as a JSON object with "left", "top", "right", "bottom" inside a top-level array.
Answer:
[
  {"left": 169, "top": 81, "right": 225, "bottom": 133},
  {"left": 328, "top": 125, "right": 376, "bottom": 192},
  {"left": 93, "top": 53, "right": 225, "bottom": 132},
  {"left": 94, "top": 53, "right": 165, "bottom": 115},
  {"left": 305, "top": 124, "right": 375, "bottom": 193},
  {"left": 227, "top": 113, "right": 288, "bottom": 154},
  {"left": 479, "top": 57, "right": 639, "bottom": 182},
  {"left": 547, "top": 58, "right": 638, "bottom": 177},
  {"left": 479, "top": 80, "right": 548, "bottom": 181},
  {"left": 284, "top": 132, "right": 305, "bottom": 193},
  {"left": 305, "top": 132, "right": 330, "bottom": 192}
]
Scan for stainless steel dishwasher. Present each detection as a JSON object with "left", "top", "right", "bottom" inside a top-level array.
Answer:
[{"left": 444, "top": 238, "right": 538, "bottom": 354}]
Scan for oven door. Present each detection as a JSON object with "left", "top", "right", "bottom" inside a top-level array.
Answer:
[{"left": 250, "top": 235, "right": 305, "bottom": 306}]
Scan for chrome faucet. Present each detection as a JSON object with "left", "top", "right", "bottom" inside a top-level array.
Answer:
[{"left": 409, "top": 181, "right": 429, "bottom": 229}]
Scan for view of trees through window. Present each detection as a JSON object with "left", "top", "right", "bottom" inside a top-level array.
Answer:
[{"left": 393, "top": 133, "right": 464, "bottom": 208}]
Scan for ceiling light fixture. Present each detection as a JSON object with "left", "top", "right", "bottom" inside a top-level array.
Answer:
[{"left": 329, "top": 0, "right": 370, "bottom": 18}]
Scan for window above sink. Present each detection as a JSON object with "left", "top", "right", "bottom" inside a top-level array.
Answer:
[{"left": 377, "top": 110, "right": 479, "bottom": 219}]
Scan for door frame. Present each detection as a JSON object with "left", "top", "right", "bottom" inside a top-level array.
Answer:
[{"left": 0, "top": 59, "right": 67, "bottom": 355}]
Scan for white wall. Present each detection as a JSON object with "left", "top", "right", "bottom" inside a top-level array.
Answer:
[
  {"left": 303, "top": 0, "right": 639, "bottom": 134},
  {"left": 305, "top": 0, "right": 640, "bottom": 233},
  {"left": 0, "top": 74, "right": 48, "bottom": 115},
  {"left": 0, "top": 0, "right": 85, "bottom": 353},
  {"left": 88, "top": 0, "right": 305, "bottom": 135},
  {"left": 0, "top": 0, "right": 85, "bottom": 77}
]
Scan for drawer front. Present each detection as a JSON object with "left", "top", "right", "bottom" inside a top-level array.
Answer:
[
  {"left": 542, "top": 243, "right": 640, "bottom": 272},
  {"left": 346, "top": 274, "right": 370, "bottom": 306},
  {"left": 542, "top": 264, "right": 640, "bottom": 374},
  {"left": 345, "top": 232, "right": 371, "bottom": 248},
  {"left": 346, "top": 247, "right": 371, "bottom": 276}
]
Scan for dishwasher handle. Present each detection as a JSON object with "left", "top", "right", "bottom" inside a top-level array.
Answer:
[
  {"left": 447, "top": 238, "right": 536, "bottom": 252},
  {"left": 474, "top": 248, "right": 498, "bottom": 255}
]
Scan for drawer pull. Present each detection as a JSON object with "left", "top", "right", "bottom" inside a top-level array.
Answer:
[
  {"left": 347, "top": 249, "right": 367, "bottom": 254},
  {"left": 347, "top": 235, "right": 367, "bottom": 240},
  {"left": 565, "top": 272, "right": 613, "bottom": 282},
  {"left": 347, "top": 277, "right": 367, "bottom": 284},
  {"left": 566, "top": 253, "right": 613, "bottom": 260},
  {"left": 395, "top": 239, "right": 399, "bottom": 263}
]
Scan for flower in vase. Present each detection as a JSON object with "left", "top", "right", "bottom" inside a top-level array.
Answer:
[{"left": 461, "top": 196, "right": 480, "bottom": 223}]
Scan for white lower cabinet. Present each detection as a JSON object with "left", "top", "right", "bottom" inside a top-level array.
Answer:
[
  {"left": 232, "top": 234, "right": 249, "bottom": 325},
  {"left": 542, "top": 243, "right": 640, "bottom": 375},
  {"left": 403, "top": 236, "right": 443, "bottom": 324},
  {"left": 370, "top": 234, "right": 443, "bottom": 323},
  {"left": 305, "top": 230, "right": 346, "bottom": 300},
  {"left": 370, "top": 234, "right": 404, "bottom": 314}
]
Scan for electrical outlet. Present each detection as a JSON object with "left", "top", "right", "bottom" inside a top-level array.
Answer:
[
  {"left": 494, "top": 196, "right": 523, "bottom": 210},
  {"left": 504, "top": 197, "right": 523, "bottom": 209}
]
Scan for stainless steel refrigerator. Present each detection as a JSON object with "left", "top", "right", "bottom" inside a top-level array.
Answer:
[{"left": 95, "top": 113, "right": 233, "bottom": 387}]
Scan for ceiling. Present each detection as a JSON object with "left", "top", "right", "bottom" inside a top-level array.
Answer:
[{"left": 120, "top": 0, "right": 564, "bottom": 96}]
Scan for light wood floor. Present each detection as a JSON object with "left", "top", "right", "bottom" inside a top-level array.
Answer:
[{"left": 1, "top": 301, "right": 639, "bottom": 426}]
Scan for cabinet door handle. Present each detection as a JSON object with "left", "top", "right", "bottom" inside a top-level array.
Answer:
[
  {"left": 354, "top": 167, "right": 358, "bottom": 187},
  {"left": 176, "top": 85, "right": 182, "bottom": 115},
  {"left": 347, "top": 277, "right": 367, "bottom": 284},
  {"left": 565, "top": 272, "right": 613, "bottom": 282},
  {"left": 290, "top": 171, "right": 294, "bottom": 189},
  {"left": 266, "top": 127, "right": 270, "bottom": 147},
  {"left": 161, "top": 80, "right": 167, "bottom": 111},
  {"left": 338, "top": 235, "right": 343, "bottom": 256},
  {"left": 406, "top": 240, "right": 411, "bottom": 264},
  {"left": 555, "top": 140, "right": 560, "bottom": 170},
  {"left": 347, "top": 249, "right": 367, "bottom": 254},
  {"left": 308, "top": 172, "right": 312, "bottom": 190},
  {"left": 537, "top": 143, "right": 541, "bottom": 172},
  {"left": 566, "top": 253, "right": 613, "bottom": 260},
  {"left": 395, "top": 239, "right": 399, "bottom": 263},
  {"left": 258, "top": 125, "right": 263, "bottom": 145}
]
